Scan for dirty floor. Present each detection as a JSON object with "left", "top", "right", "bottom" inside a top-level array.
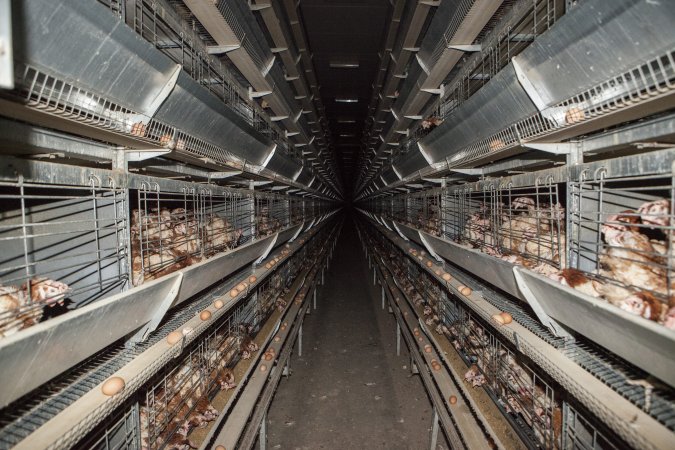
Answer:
[{"left": 266, "top": 218, "right": 448, "bottom": 449}]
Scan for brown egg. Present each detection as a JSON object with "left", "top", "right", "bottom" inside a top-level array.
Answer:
[
  {"left": 424, "top": 345, "right": 432, "bottom": 353},
  {"left": 214, "top": 299, "right": 224, "bottom": 309},
  {"left": 200, "top": 310, "right": 212, "bottom": 321},
  {"left": 260, "top": 364, "right": 268, "bottom": 372},
  {"left": 442, "top": 273, "right": 451, "bottom": 281},
  {"left": 403, "top": 311, "right": 408, "bottom": 316},
  {"left": 230, "top": 288, "right": 239, "bottom": 298},
  {"left": 215, "top": 446, "right": 227, "bottom": 450},
  {"left": 434, "top": 269, "right": 442, "bottom": 276},
  {"left": 492, "top": 314, "right": 506, "bottom": 325},
  {"left": 237, "top": 282, "right": 247, "bottom": 292},
  {"left": 426, "top": 261, "right": 433, "bottom": 268},
  {"left": 417, "top": 256, "right": 423, "bottom": 261},
  {"left": 565, "top": 107, "right": 585, "bottom": 124},
  {"left": 417, "top": 336, "right": 423, "bottom": 343},
  {"left": 500, "top": 312, "right": 513, "bottom": 324},
  {"left": 264, "top": 352, "right": 274, "bottom": 361},
  {"left": 268, "top": 347, "right": 276, "bottom": 354},
  {"left": 265, "top": 263, "right": 272, "bottom": 269},
  {"left": 166, "top": 331, "right": 183, "bottom": 345},
  {"left": 459, "top": 286, "right": 472, "bottom": 296},
  {"left": 280, "top": 325, "right": 287, "bottom": 331},
  {"left": 249, "top": 275, "right": 258, "bottom": 284},
  {"left": 283, "top": 322, "right": 288, "bottom": 327},
  {"left": 449, "top": 395, "right": 457, "bottom": 405},
  {"left": 101, "top": 377, "right": 125, "bottom": 396},
  {"left": 432, "top": 363, "right": 441, "bottom": 371},
  {"left": 274, "top": 336, "right": 281, "bottom": 342},
  {"left": 270, "top": 260, "right": 276, "bottom": 267},
  {"left": 413, "top": 328, "right": 420, "bottom": 336}
]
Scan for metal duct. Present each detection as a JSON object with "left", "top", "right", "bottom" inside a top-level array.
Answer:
[
  {"left": 295, "top": 167, "right": 314, "bottom": 186},
  {"left": 381, "top": 168, "right": 400, "bottom": 185}
]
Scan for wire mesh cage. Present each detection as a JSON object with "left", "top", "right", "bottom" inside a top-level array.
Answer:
[
  {"left": 403, "top": 191, "right": 442, "bottom": 237},
  {"left": 131, "top": 184, "right": 255, "bottom": 286},
  {"left": 435, "top": 288, "right": 564, "bottom": 449},
  {"left": 436, "top": 179, "right": 565, "bottom": 274},
  {"left": 139, "top": 297, "right": 256, "bottom": 450},
  {"left": 367, "top": 228, "right": 640, "bottom": 450},
  {"left": 567, "top": 168, "right": 674, "bottom": 329},
  {"left": 561, "top": 403, "right": 622, "bottom": 450},
  {"left": 0, "top": 175, "right": 128, "bottom": 338},
  {"left": 75, "top": 401, "right": 141, "bottom": 450},
  {"left": 255, "top": 195, "right": 287, "bottom": 238}
]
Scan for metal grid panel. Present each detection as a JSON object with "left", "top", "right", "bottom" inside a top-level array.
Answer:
[
  {"left": 76, "top": 402, "right": 140, "bottom": 450},
  {"left": 255, "top": 195, "right": 288, "bottom": 238},
  {"left": 568, "top": 169, "right": 674, "bottom": 329},
  {"left": 0, "top": 177, "right": 127, "bottom": 338},
  {"left": 394, "top": 180, "right": 564, "bottom": 272},
  {"left": 10, "top": 63, "right": 245, "bottom": 169},
  {"left": 131, "top": 185, "right": 255, "bottom": 286},
  {"left": 562, "top": 403, "right": 620, "bottom": 450}
]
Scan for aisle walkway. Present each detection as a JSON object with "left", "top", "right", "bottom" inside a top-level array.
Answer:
[{"left": 266, "top": 216, "right": 439, "bottom": 449}]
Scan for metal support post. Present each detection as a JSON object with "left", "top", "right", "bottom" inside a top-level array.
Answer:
[
  {"left": 396, "top": 323, "right": 401, "bottom": 356},
  {"left": 298, "top": 325, "right": 303, "bottom": 357},
  {"left": 313, "top": 288, "right": 317, "bottom": 310},
  {"left": 259, "top": 411, "right": 267, "bottom": 450},
  {"left": 429, "top": 408, "right": 439, "bottom": 450},
  {"left": 381, "top": 286, "right": 385, "bottom": 310}
]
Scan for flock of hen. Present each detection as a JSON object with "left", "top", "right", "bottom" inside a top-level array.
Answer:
[
  {"left": 380, "top": 244, "right": 563, "bottom": 449},
  {"left": 141, "top": 323, "right": 259, "bottom": 450},
  {"left": 405, "top": 195, "right": 674, "bottom": 330},
  {"left": 130, "top": 206, "right": 274, "bottom": 287},
  {"left": 0, "top": 205, "right": 285, "bottom": 341}
]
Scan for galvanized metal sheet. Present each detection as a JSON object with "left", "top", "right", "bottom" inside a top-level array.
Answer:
[
  {"left": 518, "top": 269, "right": 675, "bottom": 388},
  {"left": 392, "top": 144, "right": 431, "bottom": 179},
  {"left": 154, "top": 72, "right": 273, "bottom": 166},
  {"left": 0, "top": 274, "right": 180, "bottom": 407},
  {"left": 14, "top": 0, "right": 178, "bottom": 114},
  {"left": 515, "top": 0, "right": 675, "bottom": 107},
  {"left": 420, "top": 64, "right": 537, "bottom": 165},
  {"left": 263, "top": 150, "right": 303, "bottom": 181}
]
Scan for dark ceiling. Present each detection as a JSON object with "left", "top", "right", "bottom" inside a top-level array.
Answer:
[{"left": 299, "top": 0, "right": 392, "bottom": 193}]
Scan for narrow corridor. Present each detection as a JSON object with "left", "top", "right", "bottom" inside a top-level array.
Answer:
[{"left": 266, "top": 218, "right": 445, "bottom": 449}]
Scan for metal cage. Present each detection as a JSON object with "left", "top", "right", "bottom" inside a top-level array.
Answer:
[
  {"left": 0, "top": 175, "right": 127, "bottom": 338},
  {"left": 568, "top": 168, "right": 674, "bottom": 328}
]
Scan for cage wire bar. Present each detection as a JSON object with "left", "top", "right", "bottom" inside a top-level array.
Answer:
[{"left": 0, "top": 176, "right": 128, "bottom": 338}]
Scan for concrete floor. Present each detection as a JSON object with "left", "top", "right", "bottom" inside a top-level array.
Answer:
[{"left": 266, "top": 218, "right": 448, "bottom": 450}]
